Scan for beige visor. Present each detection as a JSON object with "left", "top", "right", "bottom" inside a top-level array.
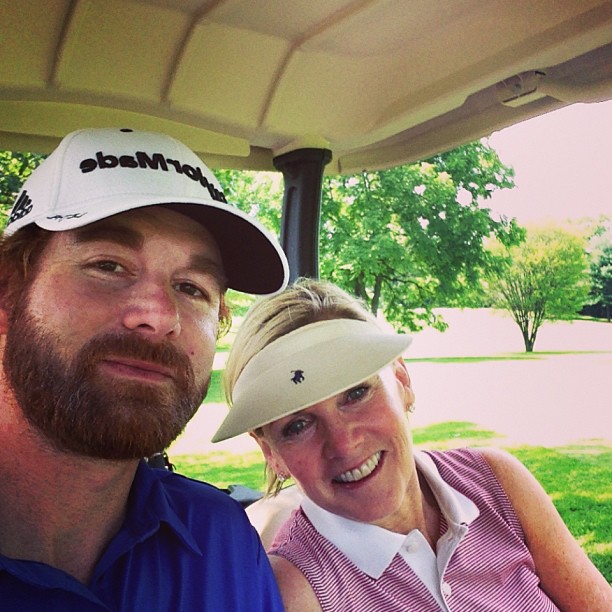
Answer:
[{"left": 212, "top": 319, "right": 412, "bottom": 442}]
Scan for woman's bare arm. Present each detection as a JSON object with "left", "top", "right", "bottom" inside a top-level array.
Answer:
[
  {"left": 480, "top": 447, "right": 611, "bottom": 611},
  {"left": 268, "top": 554, "right": 322, "bottom": 612}
]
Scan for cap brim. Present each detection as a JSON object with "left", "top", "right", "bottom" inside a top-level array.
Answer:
[
  {"left": 29, "top": 197, "right": 288, "bottom": 295},
  {"left": 168, "top": 203, "right": 288, "bottom": 295}
]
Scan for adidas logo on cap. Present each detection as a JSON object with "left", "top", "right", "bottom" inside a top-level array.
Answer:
[{"left": 8, "top": 190, "right": 33, "bottom": 226}]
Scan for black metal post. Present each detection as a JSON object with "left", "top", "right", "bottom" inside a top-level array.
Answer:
[{"left": 273, "top": 148, "right": 332, "bottom": 282}]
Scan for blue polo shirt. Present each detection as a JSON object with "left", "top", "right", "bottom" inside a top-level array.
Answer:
[{"left": 0, "top": 461, "right": 284, "bottom": 611}]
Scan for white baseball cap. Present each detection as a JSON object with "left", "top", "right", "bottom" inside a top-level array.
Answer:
[
  {"left": 212, "top": 318, "right": 412, "bottom": 442},
  {"left": 6, "top": 127, "right": 289, "bottom": 295}
]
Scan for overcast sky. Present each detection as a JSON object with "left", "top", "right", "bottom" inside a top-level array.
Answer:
[{"left": 485, "top": 99, "right": 612, "bottom": 225}]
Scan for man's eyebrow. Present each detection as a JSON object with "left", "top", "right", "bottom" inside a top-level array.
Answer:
[
  {"left": 190, "top": 254, "right": 228, "bottom": 289},
  {"left": 72, "top": 221, "right": 228, "bottom": 288},
  {"left": 72, "top": 223, "right": 144, "bottom": 250}
]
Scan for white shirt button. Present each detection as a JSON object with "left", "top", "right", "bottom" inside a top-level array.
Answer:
[
  {"left": 403, "top": 540, "right": 418, "bottom": 553},
  {"left": 442, "top": 581, "right": 452, "bottom": 597}
]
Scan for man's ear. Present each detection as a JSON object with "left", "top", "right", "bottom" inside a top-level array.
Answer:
[{"left": 0, "top": 307, "right": 9, "bottom": 335}]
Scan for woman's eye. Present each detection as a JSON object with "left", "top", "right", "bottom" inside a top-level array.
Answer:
[
  {"left": 282, "top": 418, "right": 310, "bottom": 439},
  {"left": 346, "top": 384, "right": 369, "bottom": 403}
]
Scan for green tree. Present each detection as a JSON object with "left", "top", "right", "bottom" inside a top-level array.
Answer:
[
  {"left": 0, "top": 151, "right": 46, "bottom": 227},
  {"left": 583, "top": 218, "right": 612, "bottom": 321},
  {"left": 214, "top": 169, "right": 282, "bottom": 235},
  {"left": 319, "top": 142, "right": 521, "bottom": 331},
  {"left": 486, "top": 226, "right": 591, "bottom": 352},
  {"left": 590, "top": 240, "right": 612, "bottom": 321}
]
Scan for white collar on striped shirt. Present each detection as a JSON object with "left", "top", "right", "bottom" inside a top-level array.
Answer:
[{"left": 300, "top": 450, "right": 480, "bottom": 579}]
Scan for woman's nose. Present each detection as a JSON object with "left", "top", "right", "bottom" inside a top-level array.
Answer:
[
  {"left": 322, "top": 416, "right": 362, "bottom": 459},
  {"left": 121, "top": 279, "right": 181, "bottom": 339}
]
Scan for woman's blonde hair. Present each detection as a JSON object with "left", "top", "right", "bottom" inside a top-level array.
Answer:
[{"left": 224, "top": 278, "right": 378, "bottom": 495}]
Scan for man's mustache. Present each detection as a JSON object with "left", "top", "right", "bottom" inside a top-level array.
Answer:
[{"left": 77, "top": 332, "right": 192, "bottom": 378}]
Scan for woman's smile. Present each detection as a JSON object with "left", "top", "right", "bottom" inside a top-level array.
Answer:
[{"left": 333, "top": 451, "right": 383, "bottom": 483}]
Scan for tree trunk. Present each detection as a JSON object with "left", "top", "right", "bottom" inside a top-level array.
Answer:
[
  {"left": 521, "top": 327, "right": 535, "bottom": 352},
  {"left": 371, "top": 276, "right": 383, "bottom": 315},
  {"left": 518, "top": 317, "right": 540, "bottom": 352}
]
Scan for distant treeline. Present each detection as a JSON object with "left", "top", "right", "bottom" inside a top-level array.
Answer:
[{"left": 581, "top": 303, "right": 611, "bottom": 321}]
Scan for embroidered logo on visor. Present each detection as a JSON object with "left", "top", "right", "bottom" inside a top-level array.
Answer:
[{"left": 291, "top": 370, "right": 305, "bottom": 384}]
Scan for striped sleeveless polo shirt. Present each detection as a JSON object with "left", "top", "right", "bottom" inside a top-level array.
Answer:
[{"left": 269, "top": 448, "right": 559, "bottom": 611}]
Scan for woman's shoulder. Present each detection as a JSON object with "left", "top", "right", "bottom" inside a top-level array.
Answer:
[
  {"left": 268, "top": 554, "right": 322, "bottom": 612},
  {"left": 423, "top": 447, "right": 524, "bottom": 528},
  {"left": 430, "top": 447, "right": 537, "bottom": 499},
  {"left": 423, "top": 446, "right": 499, "bottom": 481},
  {"left": 246, "top": 486, "right": 304, "bottom": 549},
  {"left": 424, "top": 446, "right": 520, "bottom": 477}
]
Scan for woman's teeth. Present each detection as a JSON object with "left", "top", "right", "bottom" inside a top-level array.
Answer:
[{"left": 335, "top": 451, "right": 382, "bottom": 483}]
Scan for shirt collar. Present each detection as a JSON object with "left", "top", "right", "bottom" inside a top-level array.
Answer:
[
  {"left": 95, "top": 461, "right": 202, "bottom": 579},
  {"left": 129, "top": 461, "right": 203, "bottom": 554},
  {"left": 301, "top": 450, "right": 479, "bottom": 579}
]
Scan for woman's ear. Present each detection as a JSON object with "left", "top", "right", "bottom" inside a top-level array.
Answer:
[
  {"left": 249, "top": 431, "right": 288, "bottom": 476},
  {"left": 392, "top": 358, "right": 415, "bottom": 411},
  {"left": 249, "top": 431, "right": 271, "bottom": 460}
]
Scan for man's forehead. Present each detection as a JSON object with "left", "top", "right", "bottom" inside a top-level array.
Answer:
[
  {"left": 72, "top": 218, "right": 145, "bottom": 248},
  {"left": 57, "top": 208, "right": 225, "bottom": 277},
  {"left": 71, "top": 206, "right": 221, "bottom": 251}
]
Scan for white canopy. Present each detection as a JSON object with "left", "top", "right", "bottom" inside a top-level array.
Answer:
[{"left": 2, "top": 0, "right": 611, "bottom": 172}]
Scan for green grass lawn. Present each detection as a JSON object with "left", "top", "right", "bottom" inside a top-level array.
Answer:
[{"left": 172, "top": 421, "right": 612, "bottom": 581}]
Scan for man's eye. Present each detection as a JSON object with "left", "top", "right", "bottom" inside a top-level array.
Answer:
[
  {"left": 93, "top": 260, "right": 124, "bottom": 273},
  {"left": 174, "top": 282, "right": 205, "bottom": 298}
]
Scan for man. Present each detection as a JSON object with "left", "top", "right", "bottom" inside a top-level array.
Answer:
[{"left": 0, "top": 128, "right": 288, "bottom": 610}]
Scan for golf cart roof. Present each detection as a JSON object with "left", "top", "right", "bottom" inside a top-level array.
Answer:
[{"left": 2, "top": 0, "right": 611, "bottom": 172}]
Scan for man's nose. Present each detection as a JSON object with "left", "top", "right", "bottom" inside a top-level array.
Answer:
[{"left": 121, "top": 279, "right": 181, "bottom": 338}]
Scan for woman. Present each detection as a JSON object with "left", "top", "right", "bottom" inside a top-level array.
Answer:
[{"left": 213, "top": 279, "right": 611, "bottom": 612}]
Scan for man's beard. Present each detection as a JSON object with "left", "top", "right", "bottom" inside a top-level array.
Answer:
[{"left": 3, "top": 310, "right": 209, "bottom": 460}]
